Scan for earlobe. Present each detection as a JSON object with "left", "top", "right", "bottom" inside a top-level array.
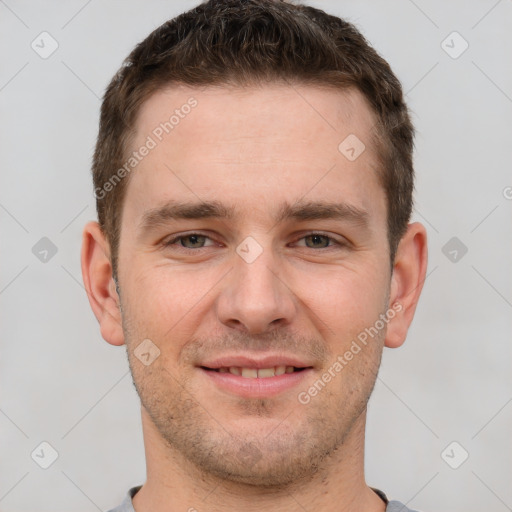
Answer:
[
  {"left": 81, "top": 221, "right": 125, "bottom": 346},
  {"left": 384, "top": 222, "right": 428, "bottom": 349}
]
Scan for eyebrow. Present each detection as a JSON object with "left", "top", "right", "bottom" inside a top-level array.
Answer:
[
  {"left": 275, "top": 200, "right": 369, "bottom": 227},
  {"left": 137, "top": 199, "right": 370, "bottom": 234},
  {"left": 138, "top": 200, "right": 235, "bottom": 232}
]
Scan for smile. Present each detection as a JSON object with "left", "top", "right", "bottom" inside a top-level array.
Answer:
[
  {"left": 207, "top": 366, "right": 306, "bottom": 378},
  {"left": 200, "top": 365, "right": 312, "bottom": 398}
]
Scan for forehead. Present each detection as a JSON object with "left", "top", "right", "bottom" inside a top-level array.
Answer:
[
  {"left": 134, "top": 82, "right": 377, "bottom": 152},
  {"left": 124, "top": 83, "right": 384, "bottom": 225}
]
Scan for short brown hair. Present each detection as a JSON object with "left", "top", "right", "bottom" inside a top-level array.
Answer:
[{"left": 92, "top": 0, "right": 414, "bottom": 279}]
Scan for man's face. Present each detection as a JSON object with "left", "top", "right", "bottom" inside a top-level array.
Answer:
[{"left": 117, "top": 84, "right": 393, "bottom": 485}]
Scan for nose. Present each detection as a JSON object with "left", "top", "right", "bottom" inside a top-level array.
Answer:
[{"left": 215, "top": 245, "right": 297, "bottom": 335}]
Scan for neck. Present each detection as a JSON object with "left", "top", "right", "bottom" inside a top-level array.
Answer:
[{"left": 132, "top": 407, "right": 386, "bottom": 512}]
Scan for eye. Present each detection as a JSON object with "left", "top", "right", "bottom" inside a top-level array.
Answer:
[
  {"left": 304, "top": 234, "right": 331, "bottom": 249},
  {"left": 165, "top": 233, "right": 215, "bottom": 249},
  {"left": 294, "top": 233, "right": 341, "bottom": 249}
]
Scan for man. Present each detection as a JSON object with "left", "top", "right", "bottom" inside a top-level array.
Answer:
[{"left": 81, "top": 0, "right": 428, "bottom": 511}]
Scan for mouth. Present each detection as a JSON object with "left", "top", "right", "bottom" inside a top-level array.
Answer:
[
  {"left": 198, "top": 358, "right": 314, "bottom": 398},
  {"left": 201, "top": 365, "right": 308, "bottom": 378}
]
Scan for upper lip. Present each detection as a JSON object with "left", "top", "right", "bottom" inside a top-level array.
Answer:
[{"left": 199, "top": 354, "right": 314, "bottom": 369}]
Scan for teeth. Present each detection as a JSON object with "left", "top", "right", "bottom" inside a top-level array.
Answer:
[
  {"left": 241, "top": 368, "right": 258, "bottom": 378},
  {"left": 219, "top": 366, "right": 297, "bottom": 378},
  {"left": 257, "top": 367, "right": 275, "bottom": 378},
  {"left": 275, "top": 365, "right": 286, "bottom": 376}
]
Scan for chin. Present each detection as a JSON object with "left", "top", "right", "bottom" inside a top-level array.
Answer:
[{"left": 197, "top": 450, "right": 322, "bottom": 489}]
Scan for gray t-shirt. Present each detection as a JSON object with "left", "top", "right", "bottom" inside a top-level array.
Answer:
[{"left": 106, "top": 485, "right": 420, "bottom": 511}]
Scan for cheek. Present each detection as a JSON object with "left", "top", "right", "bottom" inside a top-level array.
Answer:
[
  {"left": 123, "top": 264, "right": 219, "bottom": 348},
  {"left": 292, "top": 263, "right": 388, "bottom": 338}
]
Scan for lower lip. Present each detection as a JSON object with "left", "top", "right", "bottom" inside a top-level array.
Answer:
[{"left": 199, "top": 368, "right": 313, "bottom": 398}]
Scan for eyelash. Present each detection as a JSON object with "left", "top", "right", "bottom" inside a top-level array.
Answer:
[{"left": 163, "top": 232, "right": 345, "bottom": 251}]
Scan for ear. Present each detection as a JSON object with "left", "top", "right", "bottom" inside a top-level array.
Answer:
[
  {"left": 385, "top": 222, "right": 428, "bottom": 348},
  {"left": 81, "top": 221, "right": 125, "bottom": 346}
]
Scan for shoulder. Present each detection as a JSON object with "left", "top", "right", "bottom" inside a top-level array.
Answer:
[
  {"left": 104, "top": 486, "right": 141, "bottom": 512},
  {"left": 386, "top": 500, "right": 421, "bottom": 512}
]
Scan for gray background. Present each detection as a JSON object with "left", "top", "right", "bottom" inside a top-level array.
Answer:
[{"left": 1, "top": 1, "right": 511, "bottom": 511}]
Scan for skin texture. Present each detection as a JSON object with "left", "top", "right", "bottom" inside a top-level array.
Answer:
[{"left": 82, "top": 83, "right": 428, "bottom": 512}]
